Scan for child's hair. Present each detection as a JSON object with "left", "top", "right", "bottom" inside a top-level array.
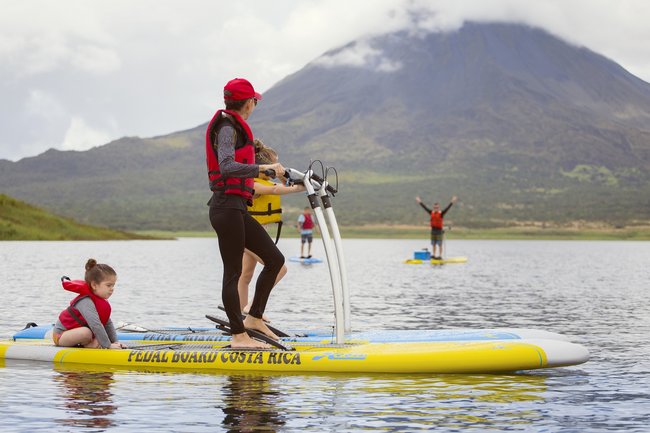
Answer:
[
  {"left": 254, "top": 138, "right": 278, "bottom": 165},
  {"left": 84, "top": 259, "right": 116, "bottom": 286}
]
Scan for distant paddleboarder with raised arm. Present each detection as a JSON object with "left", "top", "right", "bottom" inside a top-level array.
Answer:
[
  {"left": 205, "top": 78, "right": 286, "bottom": 349},
  {"left": 416, "top": 195, "right": 457, "bottom": 259}
]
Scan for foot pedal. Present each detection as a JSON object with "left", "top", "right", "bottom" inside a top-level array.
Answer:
[
  {"left": 206, "top": 315, "right": 292, "bottom": 351},
  {"left": 217, "top": 305, "right": 290, "bottom": 338}
]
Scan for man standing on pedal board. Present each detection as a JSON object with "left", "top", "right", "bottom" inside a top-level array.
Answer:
[
  {"left": 416, "top": 196, "right": 457, "bottom": 260},
  {"left": 205, "top": 78, "right": 286, "bottom": 349}
]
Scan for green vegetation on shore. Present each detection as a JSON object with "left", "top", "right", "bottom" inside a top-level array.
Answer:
[
  {"left": 343, "top": 225, "right": 650, "bottom": 240},
  {"left": 137, "top": 224, "right": 650, "bottom": 241},
  {"left": 4, "top": 193, "right": 646, "bottom": 242},
  {"left": 0, "top": 194, "right": 161, "bottom": 241}
]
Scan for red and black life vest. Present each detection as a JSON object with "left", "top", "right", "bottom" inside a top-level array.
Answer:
[
  {"left": 430, "top": 211, "right": 443, "bottom": 229},
  {"left": 58, "top": 279, "right": 112, "bottom": 330},
  {"left": 205, "top": 109, "right": 255, "bottom": 203},
  {"left": 301, "top": 213, "right": 314, "bottom": 230}
]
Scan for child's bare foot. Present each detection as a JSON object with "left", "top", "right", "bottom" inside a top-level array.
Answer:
[
  {"left": 230, "top": 332, "right": 271, "bottom": 349},
  {"left": 243, "top": 316, "right": 279, "bottom": 340}
]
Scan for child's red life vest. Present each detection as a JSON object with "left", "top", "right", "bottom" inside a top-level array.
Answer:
[
  {"left": 205, "top": 109, "right": 255, "bottom": 203},
  {"left": 302, "top": 213, "right": 314, "bottom": 230},
  {"left": 58, "top": 279, "right": 112, "bottom": 330},
  {"left": 430, "top": 211, "right": 443, "bottom": 229}
]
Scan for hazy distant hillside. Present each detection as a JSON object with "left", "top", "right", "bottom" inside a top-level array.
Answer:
[
  {"left": 1, "top": 22, "right": 649, "bottom": 230},
  {"left": 0, "top": 130, "right": 209, "bottom": 230}
]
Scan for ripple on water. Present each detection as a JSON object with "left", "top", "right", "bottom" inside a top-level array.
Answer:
[{"left": 1, "top": 238, "right": 650, "bottom": 432}]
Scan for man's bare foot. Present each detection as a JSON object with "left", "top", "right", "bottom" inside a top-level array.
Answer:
[
  {"left": 230, "top": 332, "right": 271, "bottom": 349},
  {"left": 243, "top": 304, "right": 270, "bottom": 322},
  {"left": 243, "top": 316, "right": 279, "bottom": 340}
]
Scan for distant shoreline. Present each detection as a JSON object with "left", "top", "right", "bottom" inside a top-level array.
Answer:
[
  {"left": 137, "top": 224, "right": 650, "bottom": 241},
  {"left": 0, "top": 193, "right": 168, "bottom": 241}
]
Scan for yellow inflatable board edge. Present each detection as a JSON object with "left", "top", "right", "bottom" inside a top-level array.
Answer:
[{"left": 0, "top": 339, "right": 589, "bottom": 374}]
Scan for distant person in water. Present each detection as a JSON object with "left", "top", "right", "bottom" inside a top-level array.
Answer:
[
  {"left": 206, "top": 77, "right": 286, "bottom": 349},
  {"left": 53, "top": 259, "right": 126, "bottom": 349},
  {"left": 297, "top": 207, "right": 314, "bottom": 258},
  {"left": 415, "top": 196, "right": 457, "bottom": 259},
  {"left": 238, "top": 139, "right": 306, "bottom": 320}
]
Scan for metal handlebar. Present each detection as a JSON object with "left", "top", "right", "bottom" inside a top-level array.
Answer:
[{"left": 284, "top": 168, "right": 337, "bottom": 195}]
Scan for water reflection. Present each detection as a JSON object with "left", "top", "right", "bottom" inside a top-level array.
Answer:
[
  {"left": 324, "top": 373, "right": 549, "bottom": 431},
  {"left": 211, "top": 370, "right": 549, "bottom": 432},
  {"left": 53, "top": 364, "right": 117, "bottom": 429},
  {"left": 220, "top": 373, "right": 285, "bottom": 432}
]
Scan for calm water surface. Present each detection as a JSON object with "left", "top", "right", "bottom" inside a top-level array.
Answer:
[{"left": 0, "top": 238, "right": 649, "bottom": 432}]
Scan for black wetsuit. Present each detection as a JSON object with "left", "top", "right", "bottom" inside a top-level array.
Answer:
[{"left": 208, "top": 125, "right": 284, "bottom": 334}]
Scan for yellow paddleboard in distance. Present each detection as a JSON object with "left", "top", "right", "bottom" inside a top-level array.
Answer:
[{"left": 404, "top": 256, "right": 468, "bottom": 265}]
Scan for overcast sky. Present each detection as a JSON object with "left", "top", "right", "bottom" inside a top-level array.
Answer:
[{"left": 1, "top": 0, "right": 649, "bottom": 161}]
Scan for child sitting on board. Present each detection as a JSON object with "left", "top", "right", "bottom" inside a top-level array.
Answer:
[{"left": 52, "top": 259, "right": 125, "bottom": 349}]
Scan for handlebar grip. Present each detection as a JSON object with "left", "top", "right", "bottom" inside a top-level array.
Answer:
[
  {"left": 285, "top": 168, "right": 337, "bottom": 194},
  {"left": 310, "top": 174, "right": 337, "bottom": 194},
  {"left": 263, "top": 169, "right": 276, "bottom": 178}
]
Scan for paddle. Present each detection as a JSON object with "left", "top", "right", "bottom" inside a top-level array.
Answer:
[{"left": 115, "top": 322, "right": 215, "bottom": 335}]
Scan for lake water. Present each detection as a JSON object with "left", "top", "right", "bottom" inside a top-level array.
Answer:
[{"left": 0, "top": 237, "right": 649, "bottom": 432}]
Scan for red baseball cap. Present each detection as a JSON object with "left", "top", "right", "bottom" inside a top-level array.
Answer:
[{"left": 223, "top": 78, "right": 262, "bottom": 101}]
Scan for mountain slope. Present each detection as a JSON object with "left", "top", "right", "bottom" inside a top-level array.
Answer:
[
  {"left": 0, "top": 194, "right": 153, "bottom": 240},
  {"left": 1, "top": 22, "right": 649, "bottom": 230},
  {"left": 254, "top": 22, "right": 650, "bottom": 170}
]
